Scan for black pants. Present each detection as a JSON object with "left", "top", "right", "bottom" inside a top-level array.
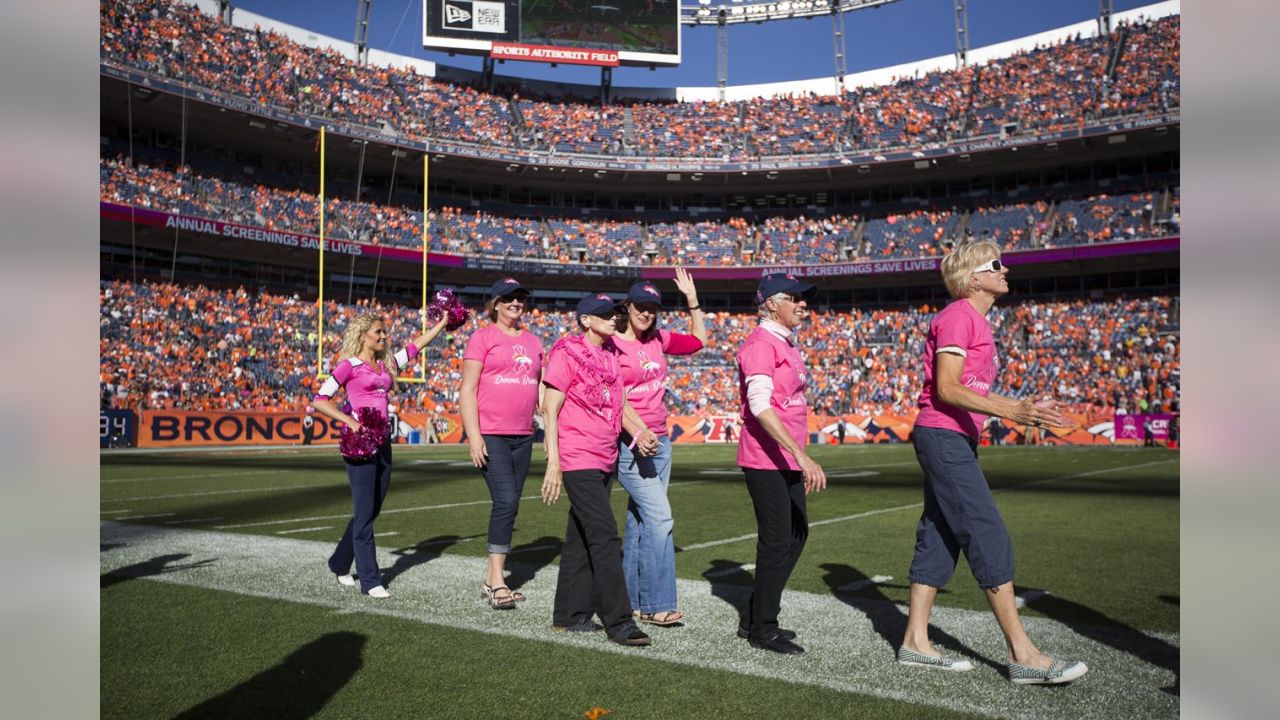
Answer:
[
  {"left": 743, "top": 466, "right": 809, "bottom": 636},
  {"left": 553, "top": 468, "right": 633, "bottom": 636}
]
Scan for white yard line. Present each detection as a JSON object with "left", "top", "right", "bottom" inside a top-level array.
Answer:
[
  {"left": 101, "top": 522, "right": 1180, "bottom": 720},
  {"left": 103, "top": 484, "right": 337, "bottom": 503},
  {"left": 101, "top": 470, "right": 288, "bottom": 485},
  {"left": 276, "top": 526, "right": 335, "bottom": 535},
  {"left": 163, "top": 517, "right": 224, "bottom": 525}
]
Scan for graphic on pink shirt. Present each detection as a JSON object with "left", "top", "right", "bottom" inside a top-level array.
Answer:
[
  {"left": 511, "top": 344, "right": 535, "bottom": 375},
  {"left": 636, "top": 350, "right": 661, "bottom": 380}
]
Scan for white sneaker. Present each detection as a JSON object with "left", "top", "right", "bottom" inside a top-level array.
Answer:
[
  {"left": 335, "top": 574, "right": 356, "bottom": 587},
  {"left": 366, "top": 586, "right": 390, "bottom": 599}
]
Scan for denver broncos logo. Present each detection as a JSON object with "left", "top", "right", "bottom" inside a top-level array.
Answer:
[
  {"left": 511, "top": 344, "right": 533, "bottom": 375},
  {"left": 636, "top": 349, "right": 661, "bottom": 379},
  {"left": 641, "top": 284, "right": 659, "bottom": 298}
]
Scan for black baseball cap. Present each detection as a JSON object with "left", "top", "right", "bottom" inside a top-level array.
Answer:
[
  {"left": 490, "top": 277, "right": 528, "bottom": 299},
  {"left": 576, "top": 292, "right": 623, "bottom": 317},
  {"left": 755, "top": 272, "right": 817, "bottom": 305},
  {"left": 625, "top": 281, "right": 664, "bottom": 308}
]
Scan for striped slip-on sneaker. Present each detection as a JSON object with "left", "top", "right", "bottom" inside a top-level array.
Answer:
[
  {"left": 896, "top": 646, "right": 975, "bottom": 672},
  {"left": 1008, "top": 657, "right": 1089, "bottom": 685}
]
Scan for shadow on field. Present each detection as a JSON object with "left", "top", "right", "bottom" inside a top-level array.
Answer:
[
  {"left": 170, "top": 632, "right": 366, "bottom": 720},
  {"left": 819, "top": 563, "right": 1003, "bottom": 673},
  {"left": 506, "top": 535, "right": 564, "bottom": 593},
  {"left": 701, "top": 560, "right": 753, "bottom": 629},
  {"left": 1016, "top": 584, "right": 1180, "bottom": 688},
  {"left": 383, "top": 534, "right": 478, "bottom": 587},
  {"left": 101, "top": 553, "right": 220, "bottom": 590}
]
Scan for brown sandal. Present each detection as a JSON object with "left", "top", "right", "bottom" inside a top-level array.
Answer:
[
  {"left": 481, "top": 583, "right": 517, "bottom": 610},
  {"left": 637, "top": 610, "right": 684, "bottom": 626}
]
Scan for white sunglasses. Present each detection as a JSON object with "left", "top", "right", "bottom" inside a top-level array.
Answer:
[{"left": 971, "top": 258, "right": 1004, "bottom": 274}]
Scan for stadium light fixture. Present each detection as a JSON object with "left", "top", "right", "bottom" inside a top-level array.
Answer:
[{"left": 682, "top": 0, "right": 898, "bottom": 26}]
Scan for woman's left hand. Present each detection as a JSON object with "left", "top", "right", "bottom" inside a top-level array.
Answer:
[{"left": 636, "top": 429, "right": 660, "bottom": 457}]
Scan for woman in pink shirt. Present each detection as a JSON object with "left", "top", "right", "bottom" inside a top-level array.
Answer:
[
  {"left": 898, "top": 240, "right": 1087, "bottom": 685},
  {"left": 735, "top": 273, "right": 827, "bottom": 655},
  {"left": 540, "top": 293, "right": 655, "bottom": 647},
  {"left": 312, "top": 312, "right": 449, "bottom": 598},
  {"left": 460, "top": 278, "right": 544, "bottom": 609},
  {"left": 612, "top": 269, "right": 706, "bottom": 627}
]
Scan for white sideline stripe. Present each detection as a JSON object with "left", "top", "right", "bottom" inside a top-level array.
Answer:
[
  {"left": 101, "top": 470, "right": 287, "bottom": 485},
  {"left": 705, "top": 563, "right": 755, "bottom": 577},
  {"left": 681, "top": 459, "right": 1179, "bottom": 552},
  {"left": 216, "top": 481, "right": 710, "bottom": 531},
  {"left": 698, "top": 461, "right": 916, "bottom": 477},
  {"left": 163, "top": 517, "right": 224, "bottom": 525},
  {"left": 276, "top": 526, "right": 334, "bottom": 535},
  {"left": 100, "top": 522, "right": 1180, "bottom": 720},
  {"left": 100, "top": 509, "right": 132, "bottom": 515},
  {"left": 838, "top": 575, "right": 893, "bottom": 593},
  {"left": 375, "top": 532, "right": 399, "bottom": 538},
  {"left": 103, "top": 484, "right": 336, "bottom": 503},
  {"left": 116, "top": 513, "right": 175, "bottom": 521},
  {"left": 1016, "top": 589, "right": 1050, "bottom": 609}
]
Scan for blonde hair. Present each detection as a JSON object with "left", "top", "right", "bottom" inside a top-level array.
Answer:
[
  {"left": 339, "top": 313, "right": 398, "bottom": 388},
  {"left": 485, "top": 296, "right": 501, "bottom": 323},
  {"left": 941, "top": 240, "right": 1002, "bottom": 299}
]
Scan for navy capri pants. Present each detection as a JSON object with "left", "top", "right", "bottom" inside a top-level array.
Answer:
[{"left": 907, "top": 425, "right": 1015, "bottom": 590}]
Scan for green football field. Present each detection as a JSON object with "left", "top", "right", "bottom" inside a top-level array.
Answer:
[{"left": 100, "top": 444, "right": 1179, "bottom": 720}]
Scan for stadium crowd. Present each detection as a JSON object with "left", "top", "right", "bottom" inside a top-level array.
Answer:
[
  {"left": 100, "top": 155, "right": 1178, "bottom": 265},
  {"left": 100, "top": 279, "right": 1179, "bottom": 422},
  {"left": 101, "top": 0, "right": 1179, "bottom": 159}
]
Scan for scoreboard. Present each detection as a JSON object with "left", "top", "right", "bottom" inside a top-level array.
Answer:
[{"left": 424, "top": 0, "right": 681, "bottom": 66}]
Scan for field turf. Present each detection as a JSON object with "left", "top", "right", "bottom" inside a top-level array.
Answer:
[{"left": 101, "top": 444, "right": 1179, "bottom": 719}]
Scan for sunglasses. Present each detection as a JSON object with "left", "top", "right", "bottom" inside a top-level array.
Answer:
[
  {"left": 780, "top": 293, "right": 806, "bottom": 303},
  {"left": 971, "top": 258, "right": 1004, "bottom": 274},
  {"left": 498, "top": 294, "right": 529, "bottom": 304}
]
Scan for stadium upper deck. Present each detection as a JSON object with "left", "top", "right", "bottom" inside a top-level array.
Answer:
[{"left": 100, "top": 0, "right": 1178, "bottom": 163}]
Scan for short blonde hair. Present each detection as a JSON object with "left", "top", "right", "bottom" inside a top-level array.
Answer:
[{"left": 941, "top": 240, "right": 1001, "bottom": 299}]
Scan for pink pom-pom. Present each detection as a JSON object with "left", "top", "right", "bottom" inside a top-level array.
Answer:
[
  {"left": 338, "top": 407, "right": 391, "bottom": 461},
  {"left": 425, "top": 288, "right": 470, "bottom": 331}
]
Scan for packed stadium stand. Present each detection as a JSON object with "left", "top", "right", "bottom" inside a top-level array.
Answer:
[
  {"left": 100, "top": 279, "right": 1179, "bottom": 420},
  {"left": 101, "top": 0, "right": 1178, "bottom": 159}
]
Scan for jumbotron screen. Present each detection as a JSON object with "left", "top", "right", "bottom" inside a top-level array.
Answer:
[{"left": 424, "top": 0, "right": 681, "bottom": 66}]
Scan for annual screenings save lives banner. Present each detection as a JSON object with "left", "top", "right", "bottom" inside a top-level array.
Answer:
[{"left": 100, "top": 201, "right": 1179, "bottom": 281}]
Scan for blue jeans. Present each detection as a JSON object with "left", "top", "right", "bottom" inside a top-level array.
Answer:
[
  {"left": 617, "top": 434, "right": 676, "bottom": 614},
  {"left": 480, "top": 434, "right": 534, "bottom": 554},
  {"left": 328, "top": 442, "right": 393, "bottom": 593}
]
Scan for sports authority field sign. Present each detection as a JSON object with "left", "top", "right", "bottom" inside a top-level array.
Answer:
[{"left": 490, "top": 41, "right": 619, "bottom": 67}]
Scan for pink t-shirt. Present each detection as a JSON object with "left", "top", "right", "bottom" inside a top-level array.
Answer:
[
  {"left": 463, "top": 324, "right": 544, "bottom": 435},
  {"left": 543, "top": 336, "right": 625, "bottom": 472},
  {"left": 915, "top": 299, "right": 998, "bottom": 442},
  {"left": 736, "top": 324, "right": 809, "bottom": 471},
  {"left": 614, "top": 329, "right": 703, "bottom": 435},
  {"left": 313, "top": 344, "right": 420, "bottom": 419}
]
